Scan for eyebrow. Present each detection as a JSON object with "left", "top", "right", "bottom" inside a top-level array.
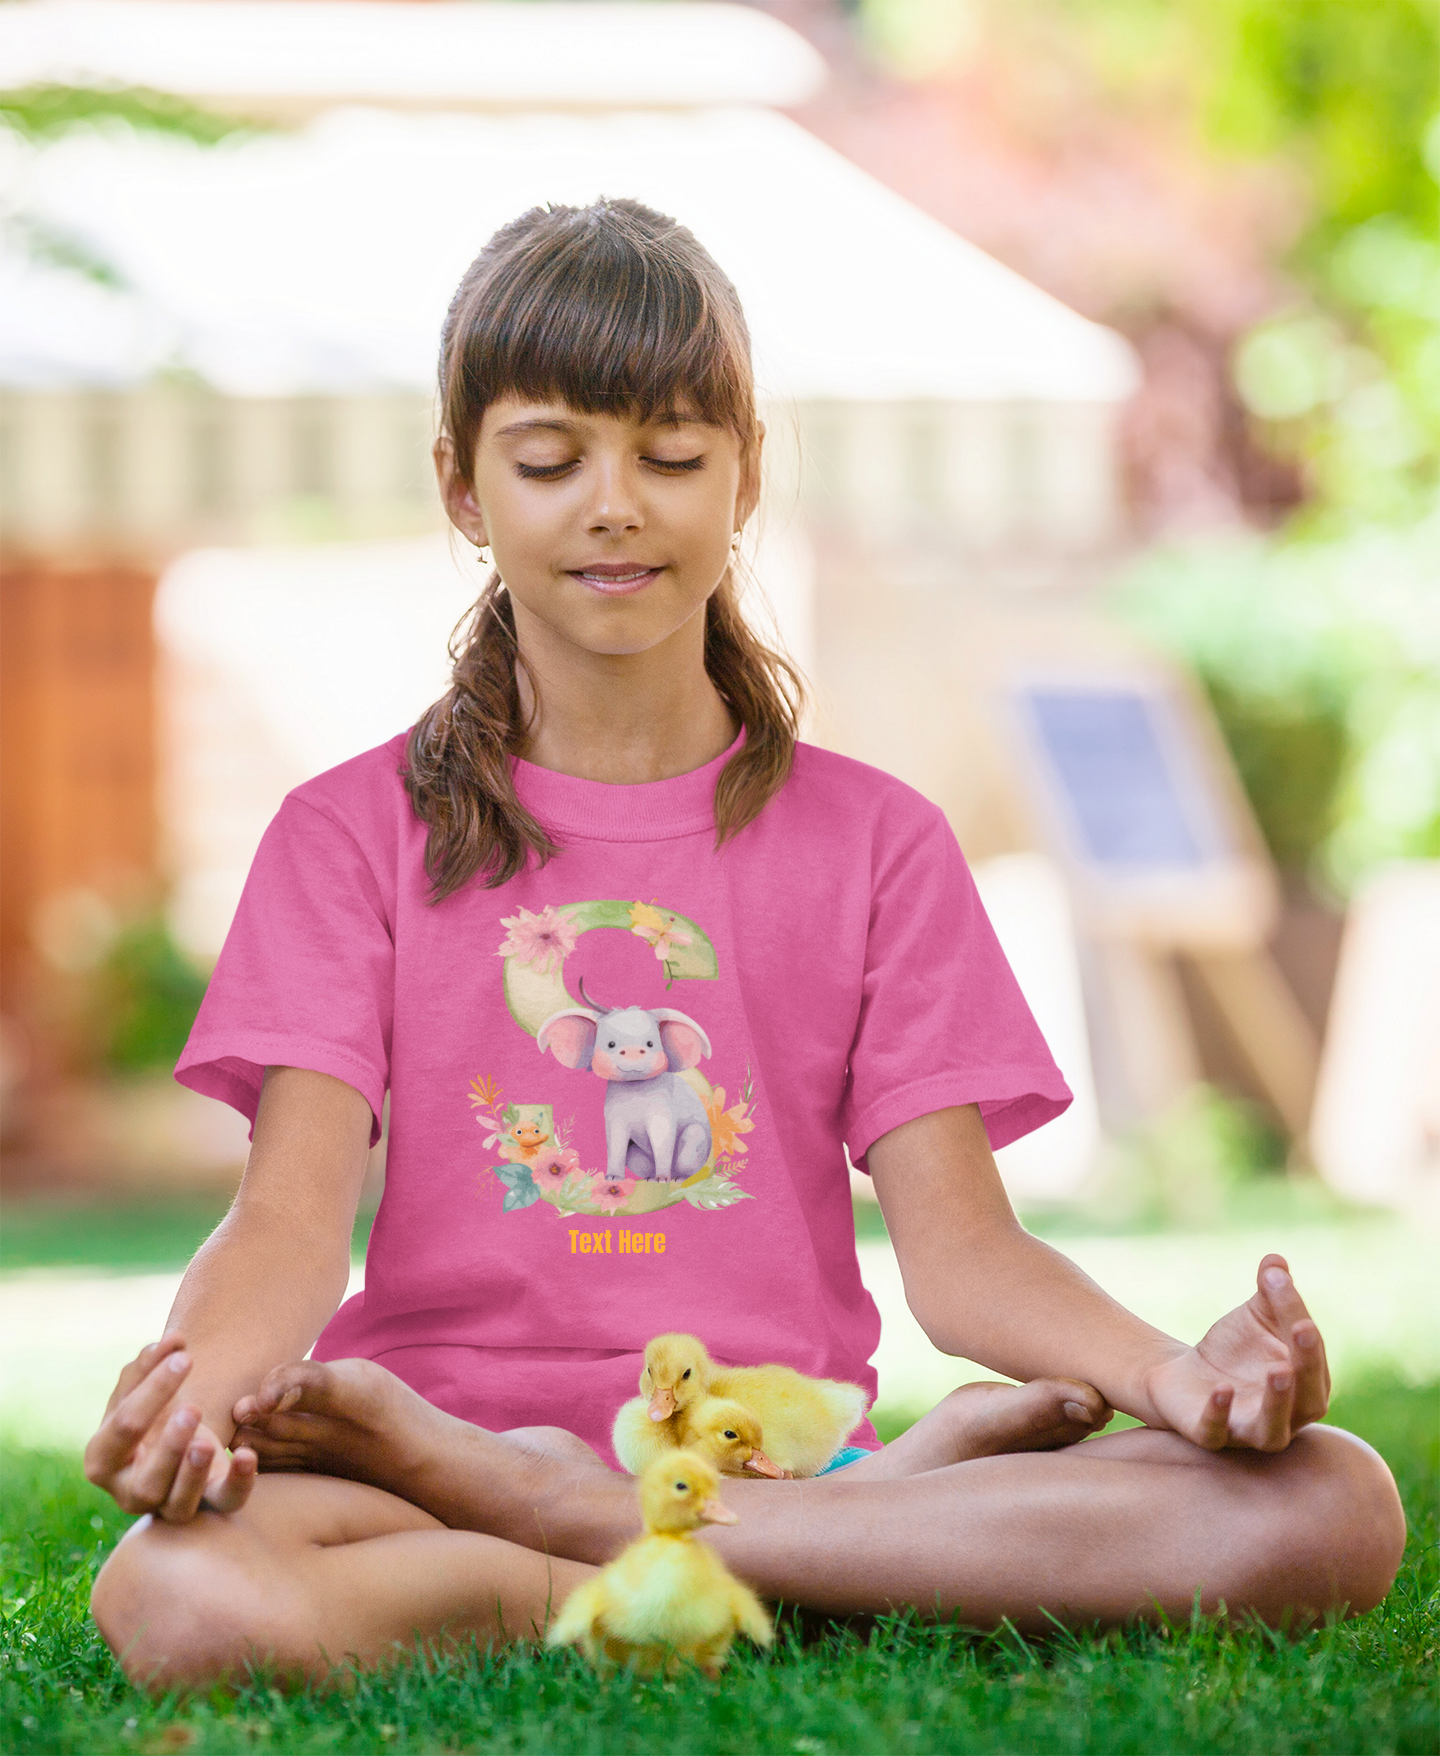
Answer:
[{"left": 494, "top": 412, "right": 705, "bottom": 439}]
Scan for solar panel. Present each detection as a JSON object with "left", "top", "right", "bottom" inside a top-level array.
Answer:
[{"left": 1020, "top": 686, "right": 1211, "bottom": 870}]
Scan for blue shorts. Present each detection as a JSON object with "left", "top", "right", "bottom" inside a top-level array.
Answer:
[{"left": 816, "top": 1444, "right": 875, "bottom": 1475}]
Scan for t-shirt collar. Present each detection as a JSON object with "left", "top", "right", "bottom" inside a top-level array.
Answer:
[{"left": 510, "top": 725, "right": 746, "bottom": 842}]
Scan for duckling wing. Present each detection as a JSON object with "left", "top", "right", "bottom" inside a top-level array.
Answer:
[
  {"left": 546, "top": 1577, "right": 606, "bottom": 1650},
  {"left": 612, "top": 1397, "right": 679, "bottom": 1475},
  {"left": 728, "top": 1578, "right": 775, "bottom": 1649}
]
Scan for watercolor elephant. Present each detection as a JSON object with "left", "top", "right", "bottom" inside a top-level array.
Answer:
[{"left": 536, "top": 987, "right": 713, "bottom": 1181}]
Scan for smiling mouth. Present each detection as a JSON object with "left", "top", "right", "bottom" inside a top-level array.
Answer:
[{"left": 569, "top": 564, "right": 664, "bottom": 596}]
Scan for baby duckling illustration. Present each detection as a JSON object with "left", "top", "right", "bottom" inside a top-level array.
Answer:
[
  {"left": 615, "top": 1333, "right": 869, "bottom": 1480},
  {"left": 546, "top": 1451, "right": 773, "bottom": 1678},
  {"left": 506, "top": 1119, "right": 551, "bottom": 1162},
  {"left": 677, "top": 1396, "right": 784, "bottom": 1479}
]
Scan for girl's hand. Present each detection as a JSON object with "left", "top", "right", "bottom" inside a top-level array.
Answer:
[
  {"left": 84, "top": 1336, "right": 258, "bottom": 1521},
  {"left": 1142, "top": 1254, "right": 1331, "bottom": 1452}
]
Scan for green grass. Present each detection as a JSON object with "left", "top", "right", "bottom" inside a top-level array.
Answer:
[
  {"left": 0, "top": 1200, "right": 376, "bottom": 1274},
  {"left": 3, "top": 1382, "right": 1435, "bottom": 1755}
]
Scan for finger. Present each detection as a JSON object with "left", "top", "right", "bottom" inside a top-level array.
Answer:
[
  {"left": 1257, "top": 1257, "right": 1316, "bottom": 1333},
  {"left": 202, "top": 1447, "right": 258, "bottom": 1515},
  {"left": 104, "top": 1335, "right": 186, "bottom": 1419},
  {"left": 158, "top": 1433, "right": 216, "bottom": 1524},
  {"left": 1195, "top": 1384, "right": 1233, "bottom": 1450},
  {"left": 126, "top": 1403, "right": 202, "bottom": 1509},
  {"left": 1290, "top": 1319, "right": 1331, "bottom": 1426},
  {"left": 86, "top": 1351, "right": 192, "bottom": 1483},
  {"left": 1255, "top": 1365, "right": 1295, "bottom": 1452}
]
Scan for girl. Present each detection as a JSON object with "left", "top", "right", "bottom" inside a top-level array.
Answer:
[{"left": 86, "top": 200, "right": 1403, "bottom": 1690}]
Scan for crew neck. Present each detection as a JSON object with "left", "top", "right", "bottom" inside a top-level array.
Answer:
[{"left": 510, "top": 727, "right": 746, "bottom": 842}]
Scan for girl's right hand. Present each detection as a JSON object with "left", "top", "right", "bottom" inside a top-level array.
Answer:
[{"left": 84, "top": 1335, "right": 257, "bottom": 1522}]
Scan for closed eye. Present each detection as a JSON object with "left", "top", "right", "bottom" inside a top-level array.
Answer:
[
  {"left": 645, "top": 455, "right": 704, "bottom": 473},
  {"left": 514, "top": 460, "right": 576, "bottom": 479}
]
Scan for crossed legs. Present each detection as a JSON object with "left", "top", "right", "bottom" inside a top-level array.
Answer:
[{"left": 90, "top": 1360, "right": 1406, "bottom": 1692}]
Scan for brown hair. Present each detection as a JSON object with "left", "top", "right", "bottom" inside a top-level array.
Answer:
[{"left": 405, "top": 198, "right": 805, "bottom": 900}]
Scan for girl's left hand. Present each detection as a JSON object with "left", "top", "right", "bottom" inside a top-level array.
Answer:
[{"left": 1142, "top": 1254, "right": 1331, "bottom": 1452}]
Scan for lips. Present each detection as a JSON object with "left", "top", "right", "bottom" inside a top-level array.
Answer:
[{"left": 568, "top": 564, "right": 664, "bottom": 597}]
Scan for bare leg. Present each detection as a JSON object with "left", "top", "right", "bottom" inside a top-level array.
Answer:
[
  {"left": 233, "top": 1360, "right": 1405, "bottom": 1631},
  {"left": 231, "top": 1359, "right": 1109, "bottom": 1501},
  {"left": 90, "top": 1472, "right": 595, "bottom": 1694}
]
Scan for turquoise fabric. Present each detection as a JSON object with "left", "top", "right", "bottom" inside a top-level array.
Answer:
[{"left": 816, "top": 1444, "right": 874, "bottom": 1475}]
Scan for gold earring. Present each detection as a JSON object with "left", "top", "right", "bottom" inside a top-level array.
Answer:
[
  {"left": 730, "top": 531, "right": 742, "bottom": 551},
  {"left": 477, "top": 543, "right": 493, "bottom": 566}
]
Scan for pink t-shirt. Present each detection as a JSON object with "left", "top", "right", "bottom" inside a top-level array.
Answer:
[{"left": 177, "top": 731, "right": 1070, "bottom": 1463}]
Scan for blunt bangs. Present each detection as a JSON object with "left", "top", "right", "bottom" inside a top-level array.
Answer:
[{"left": 439, "top": 199, "right": 756, "bottom": 466}]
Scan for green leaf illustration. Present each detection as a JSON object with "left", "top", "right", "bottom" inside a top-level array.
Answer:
[
  {"left": 502, "top": 1181, "right": 541, "bottom": 1212},
  {"left": 682, "top": 1176, "right": 752, "bottom": 1210}
]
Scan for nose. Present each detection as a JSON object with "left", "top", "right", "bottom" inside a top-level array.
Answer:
[
  {"left": 618, "top": 1045, "right": 648, "bottom": 1060},
  {"left": 585, "top": 456, "right": 644, "bottom": 538}
]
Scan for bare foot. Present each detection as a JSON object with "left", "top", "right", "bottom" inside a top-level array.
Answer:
[
  {"left": 231, "top": 1358, "right": 634, "bottom": 1560},
  {"left": 840, "top": 1378, "right": 1113, "bottom": 1481}
]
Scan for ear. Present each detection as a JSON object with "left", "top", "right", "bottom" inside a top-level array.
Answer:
[
  {"left": 653, "top": 1010, "right": 711, "bottom": 1071},
  {"left": 537, "top": 1008, "right": 601, "bottom": 1070}
]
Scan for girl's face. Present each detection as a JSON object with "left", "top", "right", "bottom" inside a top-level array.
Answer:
[{"left": 439, "top": 396, "right": 759, "bottom": 658}]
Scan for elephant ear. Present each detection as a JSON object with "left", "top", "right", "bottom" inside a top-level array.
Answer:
[
  {"left": 655, "top": 1011, "right": 711, "bottom": 1071},
  {"left": 537, "top": 1008, "right": 601, "bottom": 1070}
]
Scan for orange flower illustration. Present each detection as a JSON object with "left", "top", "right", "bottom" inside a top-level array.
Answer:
[{"left": 704, "top": 1086, "right": 754, "bottom": 1162}]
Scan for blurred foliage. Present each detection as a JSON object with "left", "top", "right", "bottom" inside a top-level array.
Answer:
[
  {"left": 858, "top": 0, "right": 1439, "bottom": 523},
  {"left": 1086, "top": 1085, "right": 1287, "bottom": 1232},
  {"left": 0, "top": 83, "right": 252, "bottom": 146},
  {"left": 1116, "top": 514, "right": 1440, "bottom": 889},
  {"left": 88, "top": 914, "right": 209, "bottom": 1077}
]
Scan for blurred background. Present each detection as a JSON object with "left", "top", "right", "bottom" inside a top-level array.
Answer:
[{"left": 1, "top": 0, "right": 1436, "bottom": 1445}]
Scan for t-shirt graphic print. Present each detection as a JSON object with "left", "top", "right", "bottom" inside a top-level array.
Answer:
[{"left": 477, "top": 898, "right": 755, "bottom": 1224}]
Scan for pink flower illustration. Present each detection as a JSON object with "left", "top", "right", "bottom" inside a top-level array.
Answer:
[
  {"left": 533, "top": 1147, "right": 582, "bottom": 1192},
  {"left": 496, "top": 905, "right": 579, "bottom": 975},
  {"left": 589, "top": 1171, "right": 636, "bottom": 1213}
]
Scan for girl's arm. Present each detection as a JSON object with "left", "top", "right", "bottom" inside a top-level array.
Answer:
[
  {"left": 868, "top": 1105, "right": 1330, "bottom": 1451},
  {"left": 84, "top": 1067, "right": 372, "bottom": 1519}
]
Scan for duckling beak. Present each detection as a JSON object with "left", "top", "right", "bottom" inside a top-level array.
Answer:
[
  {"left": 647, "top": 1389, "right": 676, "bottom": 1421},
  {"left": 698, "top": 1496, "right": 739, "bottom": 1526},
  {"left": 743, "top": 1449, "right": 784, "bottom": 1479}
]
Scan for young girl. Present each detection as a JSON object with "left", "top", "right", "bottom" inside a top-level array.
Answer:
[{"left": 86, "top": 200, "right": 1403, "bottom": 1690}]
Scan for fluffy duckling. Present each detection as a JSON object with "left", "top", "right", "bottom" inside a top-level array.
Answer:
[
  {"left": 546, "top": 1451, "right": 773, "bottom": 1678},
  {"left": 677, "top": 1397, "right": 784, "bottom": 1479},
  {"left": 612, "top": 1333, "right": 712, "bottom": 1475},
  {"left": 708, "top": 1358, "right": 870, "bottom": 1479}
]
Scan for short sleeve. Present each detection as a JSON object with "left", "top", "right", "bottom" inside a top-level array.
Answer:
[
  {"left": 842, "top": 803, "right": 1071, "bottom": 1170},
  {"left": 175, "top": 795, "right": 395, "bottom": 1144}
]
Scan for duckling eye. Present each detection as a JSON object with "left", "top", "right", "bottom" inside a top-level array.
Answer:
[
  {"left": 682, "top": 1368, "right": 691, "bottom": 1380},
  {"left": 723, "top": 1429, "right": 737, "bottom": 1440},
  {"left": 675, "top": 1480, "right": 688, "bottom": 1492}
]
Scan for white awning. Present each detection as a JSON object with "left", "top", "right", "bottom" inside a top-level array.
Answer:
[
  {"left": 0, "top": 105, "right": 1138, "bottom": 402},
  {"left": 0, "top": 0, "right": 826, "bottom": 113}
]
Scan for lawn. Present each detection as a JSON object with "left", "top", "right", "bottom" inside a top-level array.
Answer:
[{"left": 3, "top": 1378, "right": 1436, "bottom": 1756}]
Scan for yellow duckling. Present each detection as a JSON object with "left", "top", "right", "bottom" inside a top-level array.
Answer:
[
  {"left": 677, "top": 1396, "right": 785, "bottom": 1479},
  {"left": 611, "top": 1332, "right": 712, "bottom": 1475},
  {"left": 707, "top": 1355, "right": 870, "bottom": 1479},
  {"left": 614, "top": 1334, "right": 871, "bottom": 1479},
  {"left": 546, "top": 1451, "right": 773, "bottom": 1678}
]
